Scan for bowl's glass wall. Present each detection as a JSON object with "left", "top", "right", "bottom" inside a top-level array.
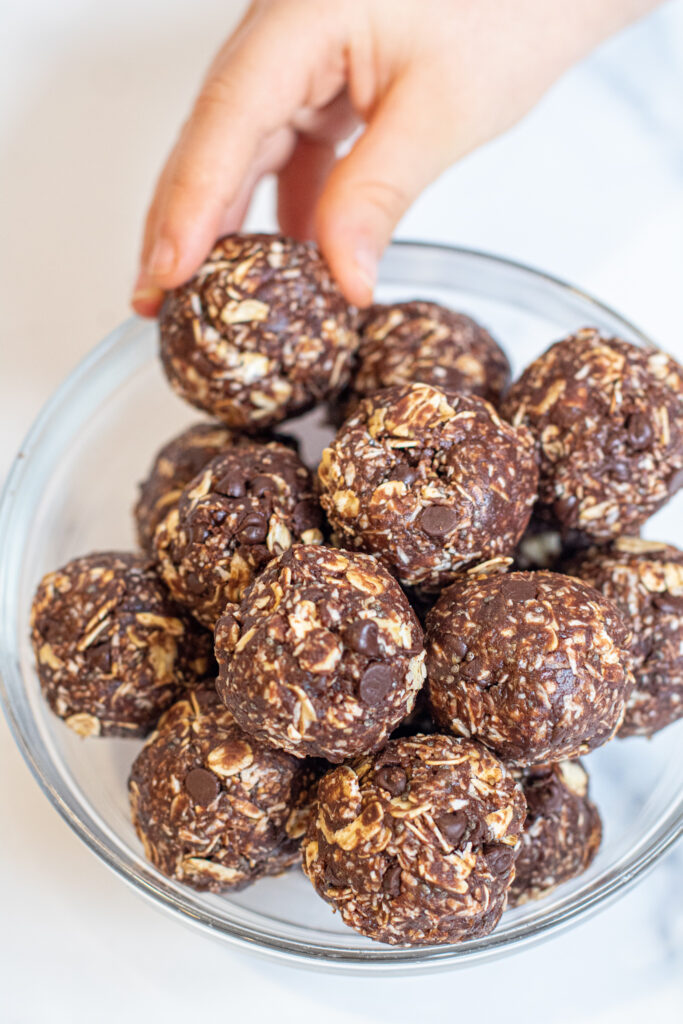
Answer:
[{"left": 1, "top": 244, "right": 681, "bottom": 972}]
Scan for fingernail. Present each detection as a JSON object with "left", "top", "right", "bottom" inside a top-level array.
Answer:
[
  {"left": 146, "top": 236, "right": 176, "bottom": 276},
  {"left": 353, "top": 242, "right": 378, "bottom": 296},
  {"left": 132, "top": 286, "right": 165, "bottom": 302}
]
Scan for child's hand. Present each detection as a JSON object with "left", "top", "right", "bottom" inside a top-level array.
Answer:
[{"left": 132, "top": 0, "right": 658, "bottom": 315}]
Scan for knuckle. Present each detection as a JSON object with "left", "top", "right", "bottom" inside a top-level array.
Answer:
[{"left": 357, "top": 178, "right": 411, "bottom": 219}]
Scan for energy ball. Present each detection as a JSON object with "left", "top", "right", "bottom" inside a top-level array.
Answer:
[
  {"left": 129, "top": 687, "right": 312, "bottom": 892},
  {"left": 302, "top": 734, "right": 526, "bottom": 945},
  {"left": 565, "top": 537, "right": 683, "bottom": 737},
  {"left": 154, "top": 440, "right": 323, "bottom": 628},
  {"left": 508, "top": 760, "right": 602, "bottom": 907},
  {"left": 135, "top": 421, "right": 239, "bottom": 553},
  {"left": 501, "top": 328, "right": 683, "bottom": 540},
  {"left": 318, "top": 382, "right": 538, "bottom": 591},
  {"left": 215, "top": 545, "right": 426, "bottom": 762},
  {"left": 351, "top": 300, "right": 510, "bottom": 408},
  {"left": 426, "top": 569, "right": 634, "bottom": 766},
  {"left": 159, "top": 233, "right": 359, "bottom": 430},
  {"left": 30, "top": 552, "right": 213, "bottom": 738}
]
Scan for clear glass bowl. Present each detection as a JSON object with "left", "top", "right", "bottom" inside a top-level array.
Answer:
[{"left": 1, "top": 242, "right": 681, "bottom": 974}]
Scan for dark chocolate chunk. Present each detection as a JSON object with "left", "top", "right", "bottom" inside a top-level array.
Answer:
[
  {"left": 359, "top": 664, "right": 394, "bottom": 704},
  {"left": 185, "top": 767, "right": 221, "bottom": 805},
  {"left": 418, "top": 505, "right": 460, "bottom": 538},
  {"left": 374, "top": 764, "right": 408, "bottom": 796},
  {"left": 345, "top": 619, "right": 381, "bottom": 657}
]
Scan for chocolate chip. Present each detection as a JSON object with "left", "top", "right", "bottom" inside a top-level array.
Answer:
[
  {"left": 459, "top": 657, "right": 484, "bottom": 683},
  {"left": 374, "top": 764, "right": 407, "bottom": 796},
  {"left": 483, "top": 844, "right": 515, "bottom": 874},
  {"left": 525, "top": 778, "right": 564, "bottom": 817},
  {"left": 345, "top": 619, "right": 381, "bottom": 657},
  {"left": 325, "top": 864, "right": 345, "bottom": 888},
  {"left": 216, "top": 469, "right": 246, "bottom": 498},
  {"left": 237, "top": 512, "right": 268, "bottom": 544},
  {"left": 389, "top": 462, "right": 418, "bottom": 487},
  {"left": 185, "top": 767, "right": 220, "bottom": 805},
  {"left": 652, "top": 593, "right": 683, "bottom": 615},
  {"left": 450, "top": 637, "right": 468, "bottom": 659},
  {"left": 251, "top": 474, "right": 275, "bottom": 497},
  {"left": 381, "top": 863, "right": 402, "bottom": 897},
  {"left": 359, "top": 664, "right": 394, "bottom": 703},
  {"left": 292, "top": 499, "right": 320, "bottom": 533},
  {"left": 626, "top": 413, "right": 653, "bottom": 451},
  {"left": 418, "top": 505, "right": 459, "bottom": 538},
  {"left": 185, "top": 571, "right": 206, "bottom": 595},
  {"left": 435, "top": 811, "right": 468, "bottom": 846},
  {"left": 188, "top": 524, "right": 210, "bottom": 545}
]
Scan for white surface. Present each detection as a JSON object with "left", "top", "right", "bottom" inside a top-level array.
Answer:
[{"left": 1, "top": 1, "right": 682, "bottom": 1021}]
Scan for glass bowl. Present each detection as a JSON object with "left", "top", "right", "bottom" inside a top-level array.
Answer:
[{"left": 1, "top": 242, "right": 681, "bottom": 974}]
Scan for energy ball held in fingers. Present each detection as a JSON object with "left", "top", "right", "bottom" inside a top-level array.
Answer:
[
  {"left": 426, "top": 569, "right": 634, "bottom": 766},
  {"left": 129, "top": 687, "right": 314, "bottom": 892},
  {"left": 565, "top": 537, "right": 683, "bottom": 737},
  {"left": 318, "top": 382, "right": 538, "bottom": 592},
  {"left": 135, "top": 421, "right": 241, "bottom": 553},
  {"left": 501, "top": 329, "right": 683, "bottom": 540},
  {"left": 215, "top": 545, "right": 426, "bottom": 762},
  {"left": 154, "top": 440, "right": 322, "bottom": 628},
  {"left": 159, "top": 234, "right": 359, "bottom": 430},
  {"left": 302, "top": 734, "right": 526, "bottom": 945},
  {"left": 509, "top": 760, "right": 602, "bottom": 907},
  {"left": 351, "top": 300, "right": 510, "bottom": 409},
  {"left": 30, "top": 552, "right": 213, "bottom": 738}
]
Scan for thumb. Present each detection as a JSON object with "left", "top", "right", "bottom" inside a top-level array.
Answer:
[{"left": 315, "top": 69, "right": 457, "bottom": 307}]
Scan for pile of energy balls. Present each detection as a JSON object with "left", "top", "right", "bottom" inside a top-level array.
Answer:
[{"left": 31, "top": 234, "right": 683, "bottom": 946}]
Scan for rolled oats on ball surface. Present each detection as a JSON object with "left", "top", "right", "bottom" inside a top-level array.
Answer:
[
  {"left": 508, "top": 759, "right": 602, "bottom": 907},
  {"left": 302, "top": 733, "right": 526, "bottom": 945},
  {"left": 564, "top": 537, "right": 683, "bottom": 737},
  {"left": 426, "top": 569, "right": 634, "bottom": 766},
  {"left": 154, "top": 440, "right": 323, "bottom": 628},
  {"left": 340, "top": 300, "right": 510, "bottom": 418},
  {"left": 501, "top": 328, "right": 683, "bottom": 540},
  {"left": 159, "top": 233, "right": 359, "bottom": 430},
  {"left": 129, "top": 687, "right": 315, "bottom": 892},
  {"left": 30, "top": 552, "right": 213, "bottom": 738},
  {"left": 134, "top": 421, "right": 242, "bottom": 554},
  {"left": 318, "top": 382, "right": 538, "bottom": 592},
  {"left": 215, "top": 545, "right": 426, "bottom": 762}
]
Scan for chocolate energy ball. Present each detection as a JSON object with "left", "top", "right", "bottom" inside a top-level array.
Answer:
[
  {"left": 564, "top": 536, "right": 683, "bottom": 737},
  {"left": 426, "top": 569, "right": 634, "bottom": 766},
  {"left": 351, "top": 300, "right": 510, "bottom": 408},
  {"left": 508, "top": 760, "right": 602, "bottom": 907},
  {"left": 154, "top": 440, "right": 323, "bottom": 628},
  {"left": 318, "top": 382, "right": 538, "bottom": 591},
  {"left": 501, "top": 328, "right": 683, "bottom": 540},
  {"left": 215, "top": 545, "right": 426, "bottom": 762},
  {"left": 159, "top": 233, "right": 359, "bottom": 430},
  {"left": 30, "top": 552, "right": 212, "bottom": 738},
  {"left": 302, "top": 734, "right": 526, "bottom": 945},
  {"left": 135, "top": 421, "right": 239, "bottom": 553},
  {"left": 129, "top": 687, "right": 312, "bottom": 892}
]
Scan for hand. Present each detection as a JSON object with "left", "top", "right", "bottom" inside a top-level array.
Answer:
[{"left": 132, "top": 0, "right": 659, "bottom": 315}]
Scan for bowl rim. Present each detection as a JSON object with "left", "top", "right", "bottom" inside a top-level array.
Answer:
[{"left": 1, "top": 239, "right": 681, "bottom": 973}]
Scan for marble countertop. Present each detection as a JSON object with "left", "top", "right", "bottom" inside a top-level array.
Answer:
[{"left": 1, "top": 1, "right": 682, "bottom": 1020}]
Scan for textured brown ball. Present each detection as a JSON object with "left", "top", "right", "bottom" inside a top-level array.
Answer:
[
  {"left": 501, "top": 328, "right": 683, "bottom": 540},
  {"left": 154, "top": 440, "right": 323, "bottom": 628},
  {"left": 347, "top": 300, "right": 510, "bottom": 410},
  {"left": 30, "top": 552, "right": 213, "bottom": 738},
  {"left": 302, "top": 734, "right": 526, "bottom": 945},
  {"left": 318, "top": 382, "right": 538, "bottom": 591},
  {"left": 129, "top": 687, "right": 313, "bottom": 892},
  {"left": 159, "top": 233, "right": 359, "bottom": 430},
  {"left": 508, "top": 760, "right": 602, "bottom": 907},
  {"left": 564, "top": 537, "right": 683, "bottom": 737},
  {"left": 426, "top": 569, "right": 634, "bottom": 766},
  {"left": 215, "top": 545, "right": 426, "bottom": 762},
  {"left": 134, "top": 421, "right": 240, "bottom": 553}
]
